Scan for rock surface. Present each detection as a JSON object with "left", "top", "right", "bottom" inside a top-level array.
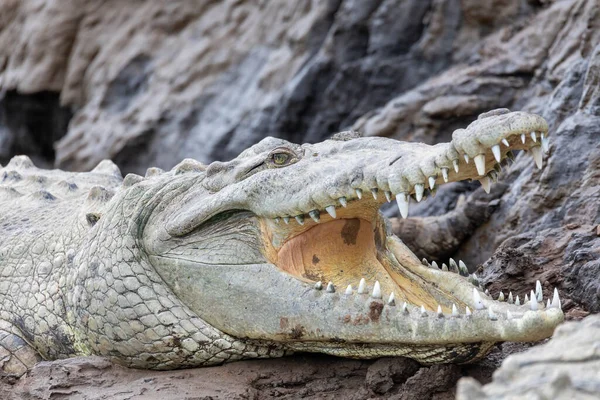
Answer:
[{"left": 1, "top": 0, "right": 600, "bottom": 399}]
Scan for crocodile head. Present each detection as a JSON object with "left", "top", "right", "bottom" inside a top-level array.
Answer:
[{"left": 142, "top": 110, "right": 563, "bottom": 364}]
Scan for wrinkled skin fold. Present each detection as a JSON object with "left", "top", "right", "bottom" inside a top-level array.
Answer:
[{"left": 0, "top": 109, "right": 562, "bottom": 376}]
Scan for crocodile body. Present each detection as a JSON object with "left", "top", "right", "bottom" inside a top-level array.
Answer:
[{"left": 0, "top": 109, "right": 563, "bottom": 376}]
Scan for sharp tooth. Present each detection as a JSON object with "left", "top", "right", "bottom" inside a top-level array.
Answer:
[
  {"left": 396, "top": 192, "right": 409, "bottom": 219},
  {"left": 488, "top": 170, "right": 498, "bottom": 183},
  {"left": 325, "top": 205, "right": 337, "bottom": 219},
  {"left": 491, "top": 145, "right": 502, "bottom": 163},
  {"left": 372, "top": 281, "right": 382, "bottom": 299},
  {"left": 422, "top": 258, "right": 431, "bottom": 267},
  {"left": 314, "top": 281, "right": 323, "bottom": 290},
  {"left": 458, "top": 260, "right": 469, "bottom": 276},
  {"left": 546, "top": 299, "right": 551, "bottom": 308},
  {"left": 452, "top": 304, "right": 459, "bottom": 317},
  {"left": 508, "top": 292, "right": 514, "bottom": 304},
  {"left": 521, "top": 133, "right": 526, "bottom": 144},
  {"left": 488, "top": 306, "right": 497, "bottom": 321},
  {"left": 530, "top": 131, "right": 537, "bottom": 142},
  {"left": 474, "top": 154, "right": 486, "bottom": 176},
  {"left": 437, "top": 305, "right": 444, "bottom": 318},
  {"left": 275, "top": 217, "right": 281, "bottom": 223},
  {"left": 355, "top": 188, "right": 363, "bottom": 199},
  {"left": 387, "top": 292, "right": 395, "bottom": 306},
  {"left": 498, "top": 291, "right": 505, "bottom": 302},
  {"left": 385, "top": 191, "right": 392, "bottom": 202},
  {"left": 507, "top": 310, "right": 513, "bottom": 320},
  {"left": 309, "top": 210, "right": 320, "bottom": 223},
  {"left": 502, "top": 138, "right": 510, "bottom": 147},
  {"left": 479, "top": 176, "right": 491, "bottom": 193},
  {"left": 515, "top": 295, "right": 521, "bottom": 306},
  {"left": 326, "top": 282, "right": 335, "bottom": 293},
  {"left": 357, "top": 278, "right": 367, "bottom": 294},
  {"left": 464, "top": 154, "right": 470, "bottom": 164},
  {"left": 541, "top": 134, "right": 549, "bottom": 153},
  {"left": 465, "top": 306, "right": 472, "bottom": 317},
  {"left": 524, "top": 294, "right": 529, "bottom": 303},
  {"left": 449, "top": 258, "right": 458, "bottom": 272},
  {"left": 283, "top": 217, "right": 290, "bottom": 224},
  {"left": 370, "top": 188, "right": 378, "bottom": 199},
  {"left": 339, "top": 197, "right": 348, "bottom": 207},
  {"left": 535, "top": 280, "right": 543, "bottom": 302},
  {"left": 473, "top": 288, "right": 485, "bottom": 310},
  {"left": 345, "top": 285, "right": 353, "bottom": 295},
  {"left": 431, "top": 261, "right": 439, "bottom": 269},
  {"left": 420, "top": 305, "right": 427, "bottom": 317},
  {"left": 428, "top": 176, "right": 436, "bottom": 190},
  {"left": 442, "top": 168, "right": 449, "bottom": 182},
  {"left": 485, "top": 289, "right": 490, "bottom": 296},
  {"left": 529, "top": 290, "right": 538, "bottom": 310},
  {"left": 530, "top": 146, "right": 543, "bottom": 169},
  {"left": 453, "top": 159, "right": 460, "bottom": 173},
  {"left": 551, "top": 288, "right": 561, "bottom": 310},
  {"left": 441, "top": 263, "right": 448, "bottom": 272},
  {"left": 402, "top": 302, "right": 409, "bottom": 314},
  {"left": 414, "top": 184, "right": 424, "bottom": 202},
  {"left": 295, "top": 215, "right": 305, "bottom": 225}
]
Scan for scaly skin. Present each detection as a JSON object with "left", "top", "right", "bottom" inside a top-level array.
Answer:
[{"left": 0, "top": 109, "right": 563, "bottom": 377}]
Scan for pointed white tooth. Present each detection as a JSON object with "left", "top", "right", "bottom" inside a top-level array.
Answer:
[
  {"left": 414, "top": 184, "right": 424, "bottom": 202},
  {"left": 453, "top": 159, "right": 460, "bottom": 173},
  {"left": 355, "top": 188, "right": 363, "bottom": 199},
  {"left": 372, "top": 281, "right": 382, "bottom": 299},
  {"left": 428, "top": 176, "right": 436, "bottom": 190},
  {"left": 357, "top": 278, "right": 367, "bottom": 294},
  {"left": 524, "top": 294, "right": 529, "bottom": 303},
  {"left": 530, "top": 131, "right": 537, "bottom": 142},
  {"left": 530, "top": 146, "right": 543, "bottom": 169},
  {"left": 479, "top": 176, "right": 491, "bottom": 194},
  {"left": 283, "top": 217, "right": 290, "bottom": 224},
  {"left": 431, "top": 261, "right": 439, "bottom": 269},
  {"left": 275, "top": 217, "right": 281, "bottom": 223},
  {"left": 402, "top": 302, "right": 409, "bottom": 314},
  {"left": 396, "top": 192, "right": 409, "bottom": 219},
  {"left": 535, "top": 280, "right": 543, "bottom": 302},
  {"left": 370, "top": 188, "right": 378, "bottom": 200},
  {"left": 546, "top": 299, "right": 551, "bottom": 308},
  {"left": 441, "top": 263, "right": 448, "bottom": 272},
  {"left": 314, "top": 281, "right": 323, "bottom": 290},
  {"left": 521, "top": 133, "right": 526, "bottom": 144},
  {"left": 498, "top": 291, "right": 505, "bottom": 302},
  {"left": 459, "top": 260, "right": 468, "bottom": 276},
  {"left": 474, "top": 154, "right": 486, "bottom": 176},
  {"left": 387, "top": 292, "right": 395, "bottom": 306},
  {"left": 530, "top": 290, "right": 538, "bottom": 310},
  {"left": 502, "top": 138, "right": 510, "bottom": 147},
  {"left": 551, "top": 288, "right": 561, "bottom": 310},
  {"left": 452, "top": 304, "right": 459, "bottom": 317},
  {"left": 345, "top": 285, "right": 353, "bottom": 295},
  {"left": 515, "top": 295, "right": 521, "bottom": 306},
  {"left": 485, "top": 289, "right": 490, "bottom": 296},
  {"left": 339, "top": 197, "right": 348, "bottom": 207},
  {"left": 541, "top": 135, "right": 549, "bottom": 153},
  {"left": 326, "top": 282, "right": 335, "bottom": 292},
  {"left": 295, "top": 215, "right": 305, "bottom": 225},
  {"left": 325, "top": 205, "right": 337, "bottom": 219},
  {"left": 473, "top": 288, "right": 485, "bottom": 310},
  {"left": 449, "top": 258, "right": 458, "bottom": 271},
  {"left": 309, "top": 210, "right": 320, "bottom": 223},
  {"left": 491, "top": 145, "right": 502, "bottom": 163},
  {"left": 507, "top": 310, "right": 513, "bottom": 320},
  {"left": 465, "top": 306, "right": 472, "bottom": 317},
  {"left": 464, "top": 154, "right": 470, "bottom": 164},
  {"left": 385, "top": 191, "right": 392, "bottom": 202},
  {"left": 473, "top": 273, "right": 478, "bottom": 280},
  {"left": 488, "top": 306, "right": 497, "bottom": 320},
  {"left": 508, "top": 292, "right": 514, "bottom": 304},
  {"left": 420, "top": 305, "right": 427, "bottom": 317},
  {"left": 441, "top": 168, "right": 449, "bottom": 182},
  {"left": 437, "top": 305, "right": 443, "bottom": 318}
]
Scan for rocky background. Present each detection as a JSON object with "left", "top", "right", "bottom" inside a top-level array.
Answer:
[{"left": 1, "top": 0, "right": 599, "bottom": 398}]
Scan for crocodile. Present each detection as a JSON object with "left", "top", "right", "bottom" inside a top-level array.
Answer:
[{"left": 0, "top": 109, "right": 564, "bottom": 377}]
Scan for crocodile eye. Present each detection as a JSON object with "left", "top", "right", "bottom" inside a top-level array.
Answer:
[
  {"left": 267, "top": 148, "right": 298, "bottom": 168},
  {"left": 273, "top": 153, "right": 289, "bottom": 165}
]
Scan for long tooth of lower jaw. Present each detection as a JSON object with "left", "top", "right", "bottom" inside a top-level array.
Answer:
[
  {"left": 325, "top": 205, "right": 337, "bottom": 219},
  {"left": 453, "top": 159, "right": 460, "bottom": 173},
  {"left": 314, "top": 281, "right": 323, "bottom": 290},
  {"left": 451, "top": 304, "right": 459, "bottom": 317},
  {"left": 402, "top": 302, "right": 409, "bottom": 314},
  {"left": 473, "top": 288, "right": 485, "bottom": 310},
  {"left": 479, "top": 176, "right": 491, "bottom": 194},
  {"left": 508, "top": 292, "right": 514, "bottom": 304},
  {"left": 387, "top": 292, "right": 395, "bottom": 306},
  {"left": 326, "top": 282, "right": 335, "bottom": 293},
  {"left": 414, "top": 184, "right": 424, "bottom": 202},
  {"left": 535, "top": 280, "right": 543, "bottom": 302},
  {"left": 530, "top": 146, "right": 543, "bottom": 169},
  {"left": 428, "top": 176, "right": 436, "bottom": 190},
  {"left": 515, "top": 295, "right": 521, "bottom": 306},
  {"left": 339, "top": 197, "right": 348, "bottom": 207},
  {"left": 474, "top": 154, "right": 486, "bottom": 176},
  {"left": 465, "top": 306, "right": 472, "bottom": 317},
  {"left": 309, "top": 210, "right": 320, "bottom": 223},
  {"left": 551, "top": 288, "right": 562, "bottom": 310},
  {"left": 529, "top": 290, "right": 538, "bottom": 310},
  {"left": 357, "top": 278, "right": 367, "bottom": 294},
  {"left": 355, "top": 188, "right": 363, "bottom": 199},
  {"left": 437, "top": 305, "right": 444, "bottom": 318},
  {"left": 442, "top": 168, "right": 449, "bottom": 182},
  {"left": 396, "top": 192, "right": 409, "bottom": 219},
  {"left": 370, "top": 188, "right": 378, "bottom": 199},
  {"left": 420, "top": 305, "right": 427, "bottom": 317},
  {"left": 372, "top": 281, "right": 382, "bottom": 299},
  {"left": 491, "top": 144, "right": 502, "bottom": 163},
  {"left": 498, "top": 291, "right": 505, "bottom": 301},
  {"left": 345, "top": 285, "right": 353, "bottom": 295}
]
